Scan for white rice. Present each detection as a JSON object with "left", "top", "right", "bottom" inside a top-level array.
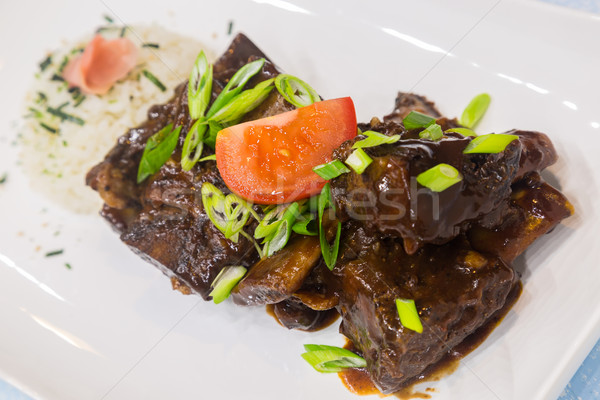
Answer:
[{"left": 20, "top": 24, "right": 211, "bottom": 214}]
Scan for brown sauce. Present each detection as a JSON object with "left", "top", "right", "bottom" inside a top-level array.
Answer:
[
  {"left": 339, "top": 282, "right": 522, "bottom": 398},
  {"left": 265, "top": 304, "right": 340, "bottom": 332}
]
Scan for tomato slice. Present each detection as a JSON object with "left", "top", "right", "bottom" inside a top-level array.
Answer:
[{"left": 216, "top": 97, "right": 357, "bottom": 204}]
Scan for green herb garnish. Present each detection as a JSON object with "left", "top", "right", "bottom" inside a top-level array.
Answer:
[
  {"left": 292, "top": 214, "right": 318, "bottom": 236},
  {"left": 181, "top": 119, "right": 208, "bottom": 171},
  {"left": 318, "top": 183, "right": 342, "bottom": 271},
  {"left": 445, "top": 127, "right": 477, "bottom": 137},
  {"left": 261, "top": 202, "right": 300, "bottom": 257},
  {"left": 302, "top": 344, "right": 367, "bottom": 373},
  {"left": 46, "top": 104, "right": 84, "bottom": 126},
  {"left": 419, "top": 123, "right": 443, "bottom": 141},
  {"left": 45, "top": 249, "right": 64, "bottom": 257},
  {"left": 39, "top": 55, "right": 52, "bottom": 72},
  {"left": 142, "top": 43, "right": 160, "bottom": 49},
  {"left": 119, "top": 26, "right": 127, "bottom": 38},
  {"left": 395, "top": 298, "right": 423, "bottom": 333},
  {"left": 65, "top": 263, "right": 72, "bottom": 270},
  {"left": 188, "top": 51, "right": 213, "bottom": 119},
  {"left": 460, "top": 93, "right": 490, "bottom": 129},
  {"left": 209, "top": 266, "right": 247, "bottom": 304},
  {"left": 352, "top": 130, "right": 400, "bottom": 149},
  {"left": 51, "top": 74, "right": 65, "bottom": 82},
  {"left": 312, "top": 160, "right": 350, "bottom": 180},
  {"left": 40, "top": 123, "right": 58, "bottom": 134},
  {"left": 274, "top": 74, "right": 320, "bottom": 108},
  {"left": 227, "top": 20, "right": 234, "bottom": 35},
  {"left": 463, "top": 133, "right": 518, "bottom": 154},
  {"left": 201, "top": 182, "right": 255, "bottom": 243},
  {"left": 209, "top": 78, "right": 275, "bottom": 125},
  {"left": 416, "top": 163, "right": 462, "bottom": 192},
  {"left": 402, "top": 111, "right": 436, "bottom": 130},
  {"left": 103, "top": 14, "right": 114, "bottom": 23},
  {"left": 137, "top": 123, "right": 181, "bottom": 183},
  {"left": 142, "top": 70, "right": 166, "bottom": 92},
  {"left": 0, "top": 173, "right": 7, "bottom": 184},
  {"left": 345, "top": 148, "right": 373, "bottom": 174}
]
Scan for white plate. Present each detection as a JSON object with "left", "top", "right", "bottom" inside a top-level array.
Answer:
[{"left": 1, "top": 1, "right": 599, "bottom": 399}]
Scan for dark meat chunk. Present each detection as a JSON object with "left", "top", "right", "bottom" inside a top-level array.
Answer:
[
  {"left": 270, "top": 297, "right": 338, "bottom": 331},
  {"left": 331, "top": 121, "right": 522, "bottom": 253},
  {"left": 383, "top": 92, "right": 442, "bottom": 122},
  {"left": 231, "top": 235, "right": 322, "bottom": 306},
  {"left": 468, "top": 172, "right": 573, "bottom": 262},
  {"left": 511, "top": 130, "right": 558, "bottom": 179},
  {"left": 334, "top": 226, "right": 515, "bottom": 393}
]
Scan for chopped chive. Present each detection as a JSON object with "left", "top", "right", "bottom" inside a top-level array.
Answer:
[
  {"left": 419, "top": 123, "right": 443, "bottom": 141},
  {"left": 137, "top": 123, "right": 181, "bottom": 183},
  {"left": 463, "top": 133, "right": 519, "bottom": 154},
  {"left": 209, "top": 266, "right": 247, "bottom": 304},
  {"left": 0, "top": 173, "right": 7, "bottom": 184},
  {"left": 313, "top": 160, "right": 350, "bottom": 180},
  {"left": 28, "top": 107, "right": 44, "bottom": 119},
  {"left": 460, "top": 93, "right": 491, "bottom": 129},
  {"left": 36, "top": 92, "right": 48, "bottom": 104},
  {"left": 46, "top": 105, "right": 84, "bottom": 125},
  {"left": 73, "top": 95, "right": 86, "bottom": 107},
  {"left": 142, "top": 70, "right": 166, "bottom": 92},
  {"left": 119, "top": 26, "right": 127, "bottom": 37},
  {"left": 302, "top": 344, "right": 367, "bottom": 373},
  {"left": 445, "top": 127, "right": 477, "bottom": 137},
  {"left": 274, "top": 74, "right": 320, "bottom": 108},
  {"left": 352, "top": 130, "right": 400, "bottom": 149},
  {"left": 227, "top": 20, "right": 234, "bottom": 35},
  {"left": 65, "top": 263, "right": 72, "bottom": 270},
  {"left": 40, "top": 123, "right": 58, "bottom": 134},
  {"left": 318, "top": 183, "right": 342, "bottom": 271},
  {"left": 395, "top": 298, "right": 423, "bottom": 333},
  {"left": 402, "top": 111, "right": 436, "bottom": 130},
  {"left": 345, "top": 148, "right": 373, "bottom": 174},
  {"left": 39, "top": 55, "right": 52, "bottom": 72},
  {"left": 199, "top": 154, "right": 216, "bottom": 162},
  {"left": 51, "top": 74, "right": 65, "bottom": 82},
  {"left": 142, "top": 43, "right": 160, "bottom": 49},
  {"left": 103, "top": 14, "right": 114, "bottom": 23},
  {"left": 57, "top": 56, "right": 69, "bottom": 73},
  {"left": 62, "top": 140, "right": 68, "bottom": 147},
  {"left": 417, "top": 163, "right": 462, "bottom": 192},
  {"left": 45, "top": 249, "right": 64, "bottom": 257}
]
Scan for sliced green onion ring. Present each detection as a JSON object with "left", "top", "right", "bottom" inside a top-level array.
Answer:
[
  {"left": 209, "top": 78, "right": 275, "bottom": 125},
  {"left": 209, "top": 266, "right": 247, "bottom": 304},
  {"left": 201, "top": 182, "right": 228, "bottom": 233},
  {"left": 352, "top": 130, "right": 401, "bottom": 149},
  {"left": 301, "top": 344, "right": 367, "bottom": 373},
  {"left": 206, "top": 58, "right": 265, "bottom": 118},
  {"left": 313, "top": 159, "right": 350, "bottom": 180},
  {"left": 395, "top": 298, "right": 423, "bottom": 333},
  {"left": 318, "top": 183, "right": 342, "bottom": 271},
  {"left": 188, "top": 51, "right": 213, "bottom": 119},
  {"left": 262, "top": 202, "right": 300, "bottom": 257},
  {"left": 416, "top": 163, "right": 463, "bottom": 192},
  {"left": 345, "top": 148, "right": 373, "bottom": 174},
  {"left": 223, "top": 194, "right": 253, "bottom": 242},
  {"left": 419, "top": 123, "right": 443, "bottom": 141},
  {"left": 402, "top": 111, "right": 436, "bottom": 130},
  {"left": 198, "top": 154, "right": 217, "bottom": 162},
  {"left": 137, "top": 124, "right": 181, "bottom": 183},
  {"left": 274, "top": 74, "right": 320, "bottom": 108},
  {"left": 445, "top": 127, "right": 478, "bottom": 137},
  {"left": 181, "top": 119, "right": 208, "bottom": 171},
  {"left": 460, "top": 93, "right": 491, "bottom": 129},
  {"left": 292, "top": 213, "right": 318, "bottom": 236},
  {"left": 462, "top": 133, "right": 519, "bottom": 154}
]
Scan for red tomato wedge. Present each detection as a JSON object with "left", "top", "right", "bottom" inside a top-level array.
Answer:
[{"left": 216, "top": 97, "right": 357, "bottom": 204}]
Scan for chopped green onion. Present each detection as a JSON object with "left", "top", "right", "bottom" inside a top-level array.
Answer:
[
  {"left": 203, "top": 120, "right": 224, "bottom": 149},
  {"left": 0, "top": 173, "right": 7, "bottom": 184},
  {"left": 227, "top": 20, "right": 234, "bottom": 35},
  {"left": 201, "top": 182, "right": 228, "bottom": 232},
  {"left": 209, "top": 78, "right": 275, "bottom": 125},
  {"left": 181, "top": 119, "right": 208, "bottom": 171},
  {"left": 188, "top": 51, "right": 213, "bottom": 119},
  {"left": 318, "top": 183, "right": 342, "bottom": 271},
  {"left": 402, "top": 111, "right": 436, "bottom": 130},
  {"left": 142, "top": 70, "right": 166, "bottom": 92},
  {"left": 73, "top": 95, "right": 86, "bottom": 107},
  {"left": 46, "top": 105, "right": 84, "bottom": 126},
  {"left": 395, "top": 298, "right": 423, "bottom": 333},
  {"left": 419, "top": 123, "right": 443, "bottom": 141},
  {"left": 119, "top": 26, "right": 127, "bottom": 38},
  {"left": 416, "top": 163, "right": 462, "bottom": 192},
  {"left": 103, "top": 14, "right": 114, "bottom": 23},
  {"left": 292, "top": 214, "right": 317, "bottom": 236},
  {"left": 313, "top": 160, "right": 350, "bottom": 180},
  {"left": 45, "top": 249, "right": 64, "bottom": 257},
  {"left": 301, "top": 344, "right": 367, "bottom": 373},
  {"left": 57, "top": 56, "right": 69, "bottom": 74},
  {"left": 460, "top": 93, "right": 490, "bottom": 129},
  {"left": 39, "top": 55, "right": 52, "bottom": 72},
  {"left": 255, "top": 205, "right": 287, "bottom": 240},
  {"left": 142, "top": 43, "right": 160, "bottom": 49},
  {"left": 223, "top": 193, "right": 253, "bottom": 242},
  {"left": 445, "top": 127, "right": 477, "bottom": 137},
  {"left": 39, "top": 123, "right": 57, "bottom": 134},
  {"left": 345, "top": 148, "right": 373, "bottom": 174},
  {"left": 274, "top": 74, "right": 320, "bottom": 108},
  {"left": 462, "top": 133, "right": 519, "bottom": 154},
  {"left": 201, "top": 182, "right": 254, "bottom": 243},
  {"left": 207, "top": 58, "right": 265, "bottom": 118},
  {"left": 137, "top": 124, "right": 181, "bottom": 183},
  {"left": 262, "top": 202, "right": 300, "bottom": 257},
  {"left": 65, "top": 263, "right": 72, "bottom": 270},
  {"left": 209, "top": 266, "right": 247, "bottom": 304},
  {"left": 352, "top": 130, "right": 400, "bottom": 149},
  {"left": 199, "top": 154, "right": 216, "bottom": 162},
  {"left": 51, "top": 74, "right": 64, "bottom": 82}
]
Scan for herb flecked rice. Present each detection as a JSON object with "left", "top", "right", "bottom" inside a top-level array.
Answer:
[{"left": 20, "top": 24, "right": 210, "bottom": 213}]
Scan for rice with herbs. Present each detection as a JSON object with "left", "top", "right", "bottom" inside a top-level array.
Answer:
[{"left": 20, "top": 24, "right": 211, "bottom": 213}]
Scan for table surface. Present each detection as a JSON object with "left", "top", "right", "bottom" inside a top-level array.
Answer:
[{"left": 1, "top": 0, "right": 599, "bottom": 399}]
